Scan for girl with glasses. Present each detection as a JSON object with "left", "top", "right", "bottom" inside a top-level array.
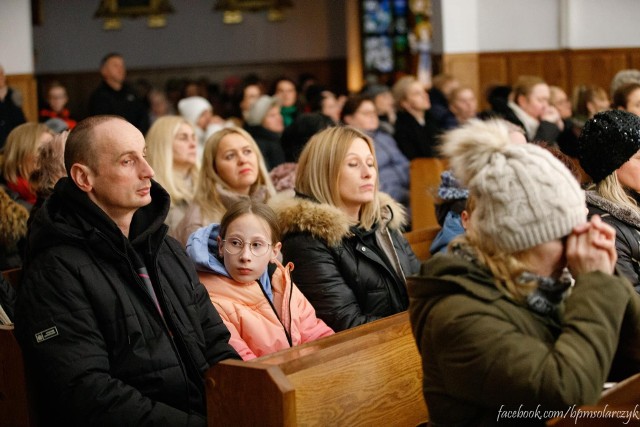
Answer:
[{"left": 186, "top": 199, "right": 333, "bottom": 360}]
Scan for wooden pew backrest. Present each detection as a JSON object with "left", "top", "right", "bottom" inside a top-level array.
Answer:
[
  {"left": 409, "top": 158, "right": 448, "bottom": 230},
  {"left": 206, "top": 312, "right": 428, "bottom": 427},
  {"left": 404, "top": 226, "right": 441, "bottom": 262}
]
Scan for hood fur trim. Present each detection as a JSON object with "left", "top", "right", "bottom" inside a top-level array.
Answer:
[
  {"left": 587, "top": 190, "right": 640, "bottom": 228},
  {"left": 0, "top": 188, "right": 28, "bottom": 244},
  {"left": 270, "top": 192, "right": 407, "bottom": 247}
]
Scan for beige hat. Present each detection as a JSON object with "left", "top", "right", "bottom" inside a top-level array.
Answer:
[
  {"left": 441, "top": 119, "right": 586, "bottom": 253},
  {"left": 245, "top": 95, "right": 280, "bottom": 126}
]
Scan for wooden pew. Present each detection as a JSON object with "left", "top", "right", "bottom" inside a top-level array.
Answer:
[
  {"left": 205, "top": 312, "right": 428, "bottom": 427},
  {"left": 546, "top": 373, "right": 640, "bottom": 426},
  {"left": 404, "top": 225, "right": 441, "bottom": 262},
  {"left": 409, "top": 158, "right": 448, "bottom": 230},
  {"left": 0, "top": 326, "right": 36, "bottom": 427}
]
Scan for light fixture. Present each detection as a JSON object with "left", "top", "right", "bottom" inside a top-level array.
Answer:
[
  {"left": 94, "top": 0, "right": 175, "bottom": 29},
  {"left": 213, "top": 0, "right": 293, "bottom": 24}
]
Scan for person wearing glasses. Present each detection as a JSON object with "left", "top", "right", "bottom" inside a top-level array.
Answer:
[{"left": 186, "top": 199, "right": 333, "bottom": 361}]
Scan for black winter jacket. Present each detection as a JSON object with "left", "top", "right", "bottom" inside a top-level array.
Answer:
[
  {"left": 587, "top": 190, "right": 640, "bottom": 293},
  {"left": 15, "top": 178, "right": 239, "bottom": 427},
  {"left": 272, "top": 193, "right": 420, "bottom": 332}
]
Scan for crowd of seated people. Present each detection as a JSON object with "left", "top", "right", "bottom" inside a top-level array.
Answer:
[{"left": 4, "top": 56, "right": 640, "bottom": 426}]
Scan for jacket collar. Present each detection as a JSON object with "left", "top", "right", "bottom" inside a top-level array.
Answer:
[
  {"left": 587, "top": 190, "right": 640, "bottom": 229},
  {"left": 272, "top": 191, "right": 407, "bottom": 247}
]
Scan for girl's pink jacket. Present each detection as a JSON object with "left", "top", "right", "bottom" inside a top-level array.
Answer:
[{"left": 199, "top": 260, "right": 334, "bottom": 360}]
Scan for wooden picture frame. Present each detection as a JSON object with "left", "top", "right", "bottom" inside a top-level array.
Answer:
[{"left": 94, "top": 0, "right": 174, "bottom": 19}]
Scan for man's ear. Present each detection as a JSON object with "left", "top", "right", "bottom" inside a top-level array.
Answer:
[{"left": 70, "top": 164, "right": 93, "bottom": 193}]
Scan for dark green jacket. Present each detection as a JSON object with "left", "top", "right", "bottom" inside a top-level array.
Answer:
[{"left": 408, "top": 252, "right": 640, "bottom": 427}]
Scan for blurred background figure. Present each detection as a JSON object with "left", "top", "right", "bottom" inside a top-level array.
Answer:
[
  {"left": 612, "top": 82, "right": 640, "bottom": 117},
  {"left": 145, "top": 116, "right": 199, "bottom": 237},
  {"left": 447, "top": 86, "right": 478, "bottom": 129},
  {"left": 39, "top": 81, "right": 77, "bottom": 130},
  {"left": 0, "top": 64, "right": 26, "bottom": 149},
  {"left": 244, "top": 95, "right": 286, "bottom": 170},
  {"left": 271, "top": 77, "right": 300, "bottom": 127}
]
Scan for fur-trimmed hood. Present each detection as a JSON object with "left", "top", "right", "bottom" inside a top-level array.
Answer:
[
  {"left": 0, "top": 186, "right": 28, "bottom": 245},
  {"left": 270, "top": 192, "right": 408, "bottom": 247},
  {"left": 586, "top": 190, "right": 640, "bottom": 229}
]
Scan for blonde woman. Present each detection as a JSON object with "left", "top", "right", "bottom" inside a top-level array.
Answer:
[
  {"left": 272, "top": 125, "right": 419, "bottom": 332},
  {"left": 409, "top": 118, "right": 640, "bottom": 426},
  {"left": 175, "top": 127, "right": 275, "bottom": 246},
  {"left": 145, "top": 116, "right": 199, "bottom": 236},
  {"left": 1, "top": 123, "right": 53, "bottom": 209},
  {"left": 578, "top": 109, "right": 640, "bottom": 292}
]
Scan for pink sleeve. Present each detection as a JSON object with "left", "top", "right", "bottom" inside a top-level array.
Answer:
[{"left": 213, "top": 303, "right": 258, "bottom": 361}]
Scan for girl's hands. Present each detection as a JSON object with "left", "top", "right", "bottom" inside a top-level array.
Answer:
[{"left": 566, "top": 215, "right": 617, "bottom": 276}]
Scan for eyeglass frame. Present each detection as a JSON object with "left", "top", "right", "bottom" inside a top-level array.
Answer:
[{"left": 222, "top": 238, "right": 272, "bottom": 257}]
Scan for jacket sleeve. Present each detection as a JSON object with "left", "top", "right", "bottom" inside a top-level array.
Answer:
[
  {"left": 421, "top": 271, "right": 633, "bottom": 409},
  {"left": 14, "top": 259, "right": 205, "bottom": 427},
  {"left": 602, "top": 216, "right": 640, "bottom": 288},
  {"left": 210, "top": 300, "right": 257, "bottom": 361},
  {"left": 282, "top": 233, "right": 379, "bottom": 331},
  {"left": 533, "top": 120, "right": 561, "bottom": 144},
  {"left": 393, "top": 229, "right": 421, "bottom": 277},
  {"left": 292, "top": 284, "right": 335, "bottom": 343}
]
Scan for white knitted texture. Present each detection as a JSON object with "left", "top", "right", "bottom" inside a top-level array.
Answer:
[{"left": 470, "top": 145, "right": 586, "bottom": 253}]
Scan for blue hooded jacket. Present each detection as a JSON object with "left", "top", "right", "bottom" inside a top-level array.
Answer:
[{"left": 185, "top": 223, "right": 273, "bottom": 301}]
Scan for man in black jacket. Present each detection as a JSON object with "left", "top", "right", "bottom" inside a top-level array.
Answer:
[
  {"left": 89, "top": 53, "right": 150, "bottom": 134},
  {"left": 15, "top": 115, "right": 239, "bottom": 426}
]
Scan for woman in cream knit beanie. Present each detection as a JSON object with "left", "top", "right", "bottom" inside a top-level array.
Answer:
[{"left": 408, "top": 118, "right": 640, "bottom": 427}]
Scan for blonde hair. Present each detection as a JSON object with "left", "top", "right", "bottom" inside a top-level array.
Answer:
[
  {"left": 193, "top": 127, "right": 275, "bottom": 220},
  {"left": 295, "top": 125, "right": 381, "bottom": 230},
  {"left": 512, "top": 75, "right": 546, "bottom": 104},
  {"left": 145, "top": 116, "right": 199, "bottom": 205},
  {"left": 593, "top": 172, "right": 639, "bottom": 213},
  {"left": 391, "top": 75, "right": 418, "bottom": 108},
  {"left": 2, "top": 123, "right": 52, "bottom": 184}
]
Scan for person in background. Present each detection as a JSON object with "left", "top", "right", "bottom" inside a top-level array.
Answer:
[
  {"left": 572, "top": 85, "right": 610, "bottom": 128},
  {"left": 446, "top": 86, "right": 479, "bottom": 129},
  {"left": 145, "top": 116, "right": 199, "bottom": 237},
  {"left": 549, "top": 85, "right": 573, "bottom": 120},
  {"left": 244, "top": 95, "right": 286, "bottom": 170},
  {"left": 186, "top": 200, "right": 334, "bottom": 360},
  {"left": 577, "top": 109, "right": 640, "bottom": 293},
  {"left": 428, "top": 73, "right": 460, "bottom": 130},
  {"left": 1, "top": 123, "right": 54, "bottom": 209},
  {"left": 271, "top": 77, "right": 300, "bottom": 127},
  {"left": 178, "top": 95, "right": 227, "bottom": 158},
  {"left": 238, "top": 80, "right": 264, "bottom": 123},
  {"left": 611, "top": 82, "right": 640, "bottom": 117},
  {"left": 175, "top": 127, "right": 275, "bottom": 246},
  {"left": 610, "top": 69, "right": 640, "bottom": 100},
  {"left": 272, "top": 126, "right": 420, "bottom": 332},
  {"left": 0, "top": 185, "right": 28, "bottom": 270},
  {"left": 361, "top": 83, "right": 396, "bottom": 135},
  {"left": 147, "top": 87, "right": 174, "bottom": 125},
  {"left": 490, "top": 75, "right": 566, "bottom": 144},
  {"left": 341, "top": 94, "right": 410, "bottom": 212},
  {"left": 409, "top": 118, "right": 640, "bottom": 426},
  {"left": 0, "top": 64, "right": 26, "bottom": 149},
  {"left": 304, "top": 84, "right": 342, "bottom": 124},
  {"left": 39, "top": 81, "right": 77, "bottom": 130},
  {"left": 88, "top": 53, "right": 149, "bottom": 134},
  {"left": 28, "top": 130, "right": 68, "bottom": 225},
  {"left": 392, "top": 75, "right": 440, "bottom": 159},
  {"left": 15, "top": 115, "right": 239, "bottom": 426}
]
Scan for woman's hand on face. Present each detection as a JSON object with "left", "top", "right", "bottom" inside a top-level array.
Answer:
[{"left": 566, "top": 215, "right": 617, "bottom": 276}]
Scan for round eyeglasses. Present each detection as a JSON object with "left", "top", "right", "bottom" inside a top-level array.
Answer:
[{"left": 222, "top": 238, "right": 271, "bottom": 257}]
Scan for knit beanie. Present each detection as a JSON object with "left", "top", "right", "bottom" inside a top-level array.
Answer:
[
  {"left": 245, "top": 95, "right": 280, "bottom": 126},
  {"left": 577, "top": 110, "right": 640, "bottom": 183},
  {"left": 178, "top": 96, "right": 212, "bottom": 126},
  {"left": 440, "top": 119, "right": 586, "bottom": 254},
  {"left": 437, "top": 169, "right": 468, "bottom": 201}
]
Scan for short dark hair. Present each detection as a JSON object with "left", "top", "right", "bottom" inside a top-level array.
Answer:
[
  {"left": 612, "top": 82, "right": 640, "bottom": 110},
  {"left": 64, "top": 115, "right": 123, "bottom": 175},
  {"left": 100, "top": 52, "right": 122, "bottom": 67},
  {"left": 340, "top": 94, "right": 370, "bottom": 122}
]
